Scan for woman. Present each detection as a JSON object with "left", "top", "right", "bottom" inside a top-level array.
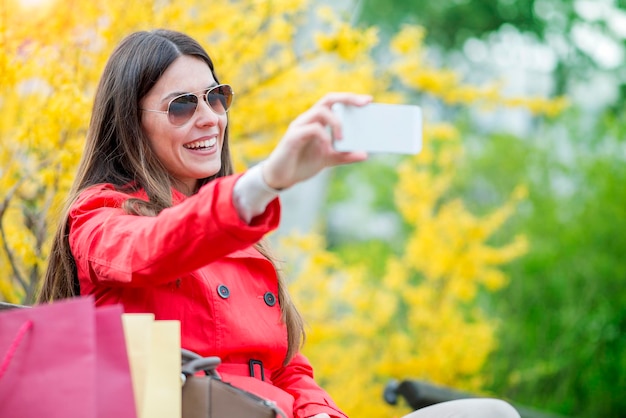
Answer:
[{"left": 37, "top": 29, "right": 519, "bottom": 418}]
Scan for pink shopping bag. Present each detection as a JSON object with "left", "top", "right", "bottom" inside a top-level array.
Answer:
[
  {"left": 95, "top": 304, "right": 137, "bottom": 418},
  {"left": 0, "top": 297, "right": 136, "bottom": 418}
]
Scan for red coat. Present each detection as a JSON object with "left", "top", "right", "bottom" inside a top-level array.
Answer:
[{"left": 69, "top": 174, "right": 347, "bottom": 418}]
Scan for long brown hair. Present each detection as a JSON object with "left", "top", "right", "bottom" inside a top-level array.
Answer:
[{"left": 37, "top": 29, "right": 304, "bottom": 362}]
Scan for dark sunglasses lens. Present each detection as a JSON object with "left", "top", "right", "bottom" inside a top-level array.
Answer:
[
  {"left": 168, "top": 94, "right": 199, "bottom": 125},
  {"left": 206, "top": 85, "right": 233, "bottom": 114}
]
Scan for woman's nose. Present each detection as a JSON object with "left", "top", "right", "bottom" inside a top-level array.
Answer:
[{"left": 195, "top": 96, "right": 220, "bottom": 125}]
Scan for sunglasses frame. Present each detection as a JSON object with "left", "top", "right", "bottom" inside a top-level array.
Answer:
[{"left": 141, "top": 84, "right": 234, "bottom": 126}]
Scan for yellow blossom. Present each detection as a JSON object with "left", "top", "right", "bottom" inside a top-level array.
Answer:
[{"left": 2, "top": 2, "right": 560, "bottom": 415}]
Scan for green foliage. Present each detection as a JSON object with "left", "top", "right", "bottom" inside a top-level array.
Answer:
[
  {"left": 358, "top": 0, "right": 626, "bottom": 101},
  {"left": 327, "top": 157, "right": 399, "bottom": 213},
  {"left": 354, "top": 2, "right": 626, "bottom": 411},
  {"left": 454, "top": 108, "right": 626, "bottom": 417},
  {"left": 358, "top": 0, "right": 545, "bottom": 49}
]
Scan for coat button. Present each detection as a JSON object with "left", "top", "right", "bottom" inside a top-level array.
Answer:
[
  {"left": 263, "top": 292, "right": 276, "bottom": 307},
  {"left": 217, "top": 284, "right": 230, "bottom": 299}
]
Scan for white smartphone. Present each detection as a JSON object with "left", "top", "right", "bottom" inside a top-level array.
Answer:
[{"left": 331, "top": 102, "right": 422, "bottom": 154}]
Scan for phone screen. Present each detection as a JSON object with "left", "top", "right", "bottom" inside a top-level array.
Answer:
[{"left": 332, "top": 103, "right": 422, "bottom": 154}]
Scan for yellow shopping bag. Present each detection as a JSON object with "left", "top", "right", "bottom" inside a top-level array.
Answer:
[{"left": 122, "top": 314, "right": 181, "bottom": 418}]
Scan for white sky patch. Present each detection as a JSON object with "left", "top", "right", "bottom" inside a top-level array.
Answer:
[
  {"left": 574, "top": 0, "right": 613, "bottom": 21},
  {"left": 466, "top": 26, "right": 558, "bottom": 73},
  {"left": 572, "top": 22, "right": 624, "bottom": 69},
  {"left": 463, "top": 38, "right": 489, "bottom": 63},
  {"left": 607, "top": 9, "right": 626, "bottom": 39}
]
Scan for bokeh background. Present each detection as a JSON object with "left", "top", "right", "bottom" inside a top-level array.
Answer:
[{"left": 1, "top": 0, "right": 624, "bottom": 417}]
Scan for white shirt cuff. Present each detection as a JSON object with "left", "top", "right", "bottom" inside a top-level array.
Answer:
[{"left": 232, "top": 163, "right": 281, "bottom": 224}]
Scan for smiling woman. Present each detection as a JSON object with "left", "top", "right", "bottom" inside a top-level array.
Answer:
[
  {"left": 33, "top": 27, "right": 522, "bottom": 418},
  {"left": 35, "top": 28, "right": 372, "bottom": 418},
  {"left": 139, "top": 55, "right": 230, "bottom": 195}
]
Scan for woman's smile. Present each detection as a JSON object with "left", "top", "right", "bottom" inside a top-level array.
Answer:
[{"left": 183, "top": 136, "right": 218, "bottom": 151}]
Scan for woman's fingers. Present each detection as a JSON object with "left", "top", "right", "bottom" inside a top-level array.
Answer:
[
  {"left": 295, "top": 123, "right": 331, "bottom": 150},
  {"left": 326, "top": 150, "right": 368, "bottom": 166},
  {"left": 316, "top": 93, "right": 372, "bottom": 140},
  {"left": 290, "top": 107, "right": 335, "bottom": 136},
  {"left": 316, "top": 92, "right": 373, "bottom": 108},
  {"left": 290, "top": 93, "right": 372, "bottom": 143},
  {"left": 264, "top": 92, "right": 373, "bottom": 189}
]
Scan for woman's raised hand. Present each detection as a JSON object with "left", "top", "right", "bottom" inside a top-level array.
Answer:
[{"left": 261, "top": 93, "right": 372, "bottom": 190}]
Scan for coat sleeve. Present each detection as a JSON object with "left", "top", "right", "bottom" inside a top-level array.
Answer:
[
  {"left": 69, "top": 175, "right": 280, "bottom": 287},
  {"left": 271, "top": 353, "right": 348, "bottom": 418}
]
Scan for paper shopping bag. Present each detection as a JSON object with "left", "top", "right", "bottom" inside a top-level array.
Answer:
[
  {"left": 0, "top": 297, "right": 96, "bottom": 418},
  {"left": 122, "top": 313, "right": 155, "bottom": 414},
  {"left": 95, "top": 305, "right": 138, "bottom": 418},
  {"left": 122, "top": 314, "right": 181, "bottom": 418},
  {"left": 0, "top": 297, "right": 137, "bottom": 418}
]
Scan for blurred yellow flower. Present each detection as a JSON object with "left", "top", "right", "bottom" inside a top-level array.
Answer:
[{"left": 2, "top": 2, "right": 559, "bottom": 416}]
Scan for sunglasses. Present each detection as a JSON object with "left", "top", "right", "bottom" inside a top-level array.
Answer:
[{"left": 141, "top": 84, "right": 234, "bottom": 126}]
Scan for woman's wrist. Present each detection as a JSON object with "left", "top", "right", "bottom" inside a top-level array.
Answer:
[
  {"left": 261, "top": 158, "right": 294, "bottom": 191},
  {"left": 259, "top": 161, "right": 285, "bottom": 193},
  {"left": 232, "top": 164, "right": 281, "bottom": 223}
]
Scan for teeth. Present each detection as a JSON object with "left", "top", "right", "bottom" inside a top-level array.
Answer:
[{"left": 184, "top": 138, "right": 217, "bottom": 149}]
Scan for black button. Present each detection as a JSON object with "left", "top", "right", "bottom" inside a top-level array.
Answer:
[
  {"left": 217, "top": 284, "right": 230, "bottom": 299},
  {"left": 263, "top": 292, "right": 276, "bottom": 307}
]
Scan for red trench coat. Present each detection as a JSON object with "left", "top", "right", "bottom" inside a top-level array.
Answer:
[{"left": 69, "top": 174, "right": 347, "bottom": 418}]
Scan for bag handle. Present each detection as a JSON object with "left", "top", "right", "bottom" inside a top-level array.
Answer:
[
  {"left": 181, "top": 356, "right": 222, "bottom": 377},
  {"left": 0, "top": 320, "right": 33, "bottom": 379},
  {"left": 181, "top": 349, "right": 222, "bottom": 386},
  {"left": 180, "top": 349, "right": 289, "bottom": 418},
  {"left": 181, "top": 348, "right": 202, "bottom": 364}
]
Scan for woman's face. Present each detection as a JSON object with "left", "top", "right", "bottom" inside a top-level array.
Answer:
[{"left": 140, "top": 55, "right": 227, "bottom": 194}]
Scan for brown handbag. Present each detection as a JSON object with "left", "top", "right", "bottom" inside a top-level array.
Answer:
[{"left": 181, "top": 349, "right": 287, "bottom": 418}]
